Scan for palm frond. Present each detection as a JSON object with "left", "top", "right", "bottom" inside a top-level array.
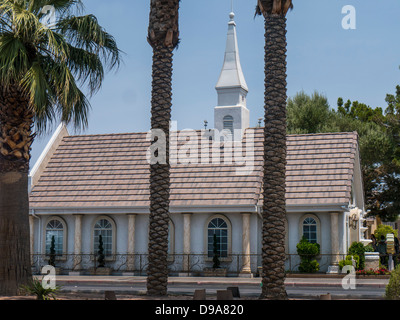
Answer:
[
  {"left": 255, "top": 0, "right": 293, "bottom": 17},
  {"left": 57, "top": 14, "right": 121, "bottom": 71},
  {"left": 0, "top": 32, "right": 29, "bottom": 85},
  {"left": 0, "top": 0, "right": 120, "bottom": 133}
]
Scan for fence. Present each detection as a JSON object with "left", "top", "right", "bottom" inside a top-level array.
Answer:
[{"left": 31, "top": 253, "right": 350, "bottom": 276}]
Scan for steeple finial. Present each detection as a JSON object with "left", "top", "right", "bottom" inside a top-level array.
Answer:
[
  {"left": 214, "top": 6, "right": 250, "bottom": 142},
  {"left": 215, "top": 9, "right": 248, "bottom": 99},
  {"left": 229, "top": 11, "right": 235, "bottom": 22}
]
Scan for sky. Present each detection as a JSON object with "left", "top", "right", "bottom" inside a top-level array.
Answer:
[{"left": 30, "top": 0, "right": 400, "bottom": 166}]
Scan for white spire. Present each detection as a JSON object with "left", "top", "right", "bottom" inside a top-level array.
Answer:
[
  {"left": 213, "top": 9, "right": 250, "bottom": 142},
  {"left": 215, "top": 10, "right": 248, "bottom": 104}
]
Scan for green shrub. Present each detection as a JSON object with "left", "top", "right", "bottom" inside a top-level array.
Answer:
[
  {"left": 364, "top": 244, "right": 375, "bottom": 252},
  {"left": 375, "top": 225, "right": 397, "bottom": 240},
  {"left": 385, "top": 265, "right": 400, "bottom": 299},
  {"left": 339, "top": 254, "right": 359, "bottom": 271},
  {"left": 20, "top": 278, "right": 61, "bottom": 300},
  {"left": 299, "top": 259, "right": 320, "bottom": 273},
  {"left": 296, "top": 237, "right": 320, "bottom": 273},
  {"left": 348, "top": 242, "right": 367, "bottom": 270}
]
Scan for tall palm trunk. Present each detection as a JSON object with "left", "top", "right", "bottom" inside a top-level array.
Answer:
[
  {"left": 147, "top": 44, "right": 173, "bottom": 296},
  {"left": 260, "top": 15, "right": 289, "bottom": 300},
  {"left": 146, "top": 0, "right": 179, "bottom": 296},
  {"left": 0, "top": 85, "right": 34, "bottom": 296}
]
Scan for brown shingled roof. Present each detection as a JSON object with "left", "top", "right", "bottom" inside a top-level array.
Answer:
[{"left": 29, "top": 128, "right": 359, "bottom": 210}]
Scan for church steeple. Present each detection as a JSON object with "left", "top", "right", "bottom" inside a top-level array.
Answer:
[
  {"left": 215, "top": 11, "right": 248, "bottom": 107},
  {"left": 214, "top": 11, "right": 250, "bottom": 141}
]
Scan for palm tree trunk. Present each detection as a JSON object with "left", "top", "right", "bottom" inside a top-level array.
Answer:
[
  {"left": 146, "top": 44, "right": 173, "bottom": 296},
  {"left": 0, "top": 85, "right": 33, "bottom": 296},
  {"left": 260, "top": 14, "right": 288, "bottom": 300}
]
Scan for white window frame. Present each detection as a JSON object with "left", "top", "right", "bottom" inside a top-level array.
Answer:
[
  {"left": 43, "top": 216, "right": 68, "bottom": 259},
  {"left": 91, "top": 216, "right": 116, "bottom": 260},
  {"left": 204, "top": 214, "right": 232, "bottom": 261},
  {"left": 299, "top": 213, "right": 321, "bottom": 245}
]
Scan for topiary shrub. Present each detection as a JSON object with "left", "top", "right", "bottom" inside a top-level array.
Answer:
[
  {"left": 48, "top": 235, "right": 56, "bottom": 267},
  {"left": 385, "top": 265, "right": 400, "bottom": 299},
  {"left": 97, "top": 234, "right": 105, "bottom": 268},
  {"left": 212, "top": 233, "right": 221, "bottom": 269},
  {"left": 296, "top": 237, "right": 320, "bottom": 273}
]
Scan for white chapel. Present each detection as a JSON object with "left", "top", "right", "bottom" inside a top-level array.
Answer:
[{"left": 28, "top": 11, "right": 370, "bottom": 276}]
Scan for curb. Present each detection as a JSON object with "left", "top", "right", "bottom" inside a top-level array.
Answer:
[{"left": 58, "top": 288, "right": 385, "bottom": 301}]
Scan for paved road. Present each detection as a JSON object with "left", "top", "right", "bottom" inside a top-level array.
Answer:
[{"left": 45, "top": 275, "right": 388, "bottom": 300}]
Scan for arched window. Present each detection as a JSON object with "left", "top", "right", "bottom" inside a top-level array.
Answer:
[
  {"left": 223, "top": 115, "right": 234, "bottom": 134},
  {"left": 207, "top": 217, "right": 229, "bottom": 258},
  {"left": 302, "top": 217, "right": 318, "bottom": 244},
  {"left": 93, "top": 218, "right": 114, "bottom": 256},
  {"left": 45, "top": 218, "right": 65, "bottom": 255}
]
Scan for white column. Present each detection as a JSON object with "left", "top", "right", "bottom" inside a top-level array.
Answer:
[
  {"left": 73, "top": 214, "right": 83, "bottom": 272},
  {"left": 127, "top": 214, "right": 136, "bottom": 272},
  {"left": 240, "top": 213, "right": 252, "bottom": 277},
  {"left": 327, "top": 212, "right": 340, "bottom": 274},
  {"left": 29, "top": 215, "right": 35, "bottom": 263},
  {"left": 183, "top": 213, "right": 192, "bottom": 273}
]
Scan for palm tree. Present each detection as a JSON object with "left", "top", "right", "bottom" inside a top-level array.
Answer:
[
  {"left": 255, "top": 0, "right": 293, "bottom": 300},
  {"left": 146, "top": 0, "right": 180, "bottom": 296},
  {"left": 0, "top": 0, "right": 120, "bottom": 296}
]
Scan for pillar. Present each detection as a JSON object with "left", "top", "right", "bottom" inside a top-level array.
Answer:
[
  {"left": 327, "top": 212, "right": 340, "bottom": 274},
  {"left": 127, "top": 214, "right": 136, "bottom": 272},
  {"left": 182, "top": 213, "right": 192, "bottom": 273},
  {"left": 240, "top": 213, "right": 252, "bottom": 277},
  {"left": 29, "top": 215, "right": 35, "bottom": 263},
  {"left": 73, "top": 214, "right": 83, "bottom": 272}
]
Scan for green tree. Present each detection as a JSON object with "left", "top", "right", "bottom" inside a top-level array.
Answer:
[
  {"left": 287, "top": 91, "right": 331, "bottom": 134},
  {"left": 256, "top": 0, "right": 293, "bottom": 300},
  {"left": 0, "top": 0, "right": 120, "bottom": 296},
  {"left": 337, "top": 98, "right": 385, "bottom": 124},
  {"left": 287, "top": 90, "right": 399, "bottom": 221},
  {"left": 146, "top": 0, "right": 180, "bottom": 297},
  {"left": 374, "top": 224, "right": 398, "bottom": 240},
  {"left": 337, "top": 84, "right": 400, "bottom": 222}
]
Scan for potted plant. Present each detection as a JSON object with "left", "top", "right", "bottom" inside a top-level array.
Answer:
[
  {"left": 90, "top": 235, "right": 112, "bottom": 275},
  {"left": 47, "top": 235, "right": 62, "bottom": 275},
  {"left": 203, "top": 234, "right": 227, "bottom": 277},
  {"left": 97, "top": 234, "right": 105, "bottom": 268},
  {"left": 212, "top": 234, "right": 221, "bottom": 269},
  {"left": 296, "top": 237, "right": 320, "bottom": 273},
  {"left": 48, "top": 235, "right": 56, "bottom": 268}
]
